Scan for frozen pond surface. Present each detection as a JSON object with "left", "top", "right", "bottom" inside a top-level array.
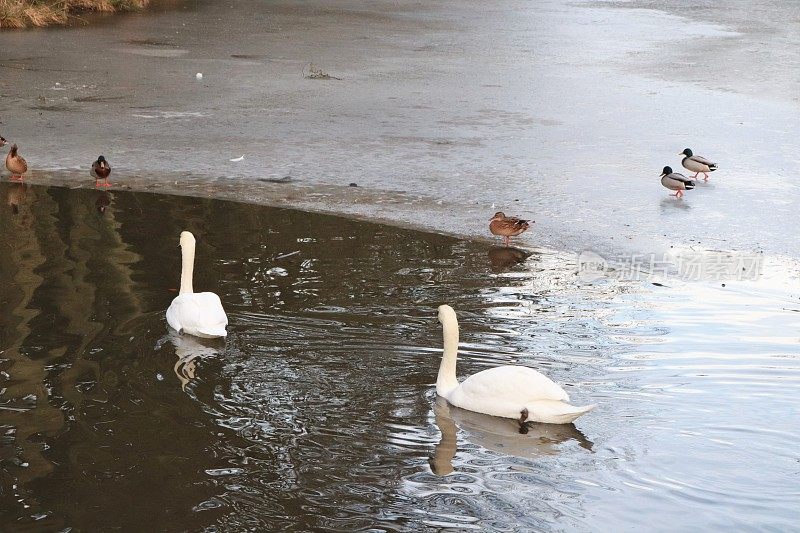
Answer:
[
  {"left": 0, "top": 0, "right": 797, "bottom": 257},
  {"left": 0, "top": 185, "right": 798, "bottom": 530}
]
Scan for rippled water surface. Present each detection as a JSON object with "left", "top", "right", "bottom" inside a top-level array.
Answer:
[{"left": 1, "top": 184, "right": 798, "bottom": 530}]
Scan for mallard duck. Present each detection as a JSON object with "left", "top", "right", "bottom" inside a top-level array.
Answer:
[
  {"left": 435, "top": 305, "right": 596, "bottom": 428},
  {"left": 5, "top": 144, "right": 28, "bottom": 181},
  {"left": 166, "top": 231, "right": 228, "bottom": 338},
  {"left": 489, "top": 212, "right": 531, "bottom": 246},
  {"left": 660, "top": 166, "right": 695, "bottom": 198},
  {"left": 679, "top": 148, "right": 717, "bottom": 180},
  {"left": 91, "top": 155, "right": 111, "bottom": 187}
]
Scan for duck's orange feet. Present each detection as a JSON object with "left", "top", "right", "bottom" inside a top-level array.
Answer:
[
  {"left": 10, "top": 175, "right": 24, "bottom": 182},
  {"left": 102, "top": 182, "right": 112, "bottom": 188}
]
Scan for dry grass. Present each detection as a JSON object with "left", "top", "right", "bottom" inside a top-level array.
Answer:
[{"left": 0, "top": 0, "right": 150, "bottom": 28}]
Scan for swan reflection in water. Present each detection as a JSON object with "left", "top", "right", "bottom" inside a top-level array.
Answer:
[
  {"left": 430, "top": 397, "right": 593, "bottom": 475},
  {"left": 487, "top": 246, "right": 531, "bottom": 272},
  {"left": 168, "top": 331, "right": 223, "bottom": 391}
]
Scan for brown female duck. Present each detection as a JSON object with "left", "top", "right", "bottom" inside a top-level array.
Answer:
[
  {"left": 489, "top": 212, "right": 532, "bottom": 246},
  {"left": 6, "top": 144, "right": 28, "bottom": 181}
]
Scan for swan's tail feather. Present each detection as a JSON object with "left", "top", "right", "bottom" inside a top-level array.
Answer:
[
  {"left": 196, "top": 325, "right": 228, "bottom": 338},
  {"left": 526, "top": 400, "right": 596, "bottom": 424}
]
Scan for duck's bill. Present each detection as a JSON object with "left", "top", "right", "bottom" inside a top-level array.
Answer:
[{"left": 659, "top": 173, "right": 666, "bottom": 177}]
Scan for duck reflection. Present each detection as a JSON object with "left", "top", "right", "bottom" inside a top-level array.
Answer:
[
  {"left": 168, "top": 331, "right": 223, "bottom": 391},
  {"left": 95, "top": 191, "right": 112, "bottom": 215},
  {"left": 430, "top": 397, "right": 592, "bottom": 475},
  {"left": 488, "top": 246, "right": 531, "bottom": 272},
  {"left": 6, "top": 182, "right": 28, "bottom": 215},
  {"left": 659, "top": 196, "right": 691, "bottom": 212}
]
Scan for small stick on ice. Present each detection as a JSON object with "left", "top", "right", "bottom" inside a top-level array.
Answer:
[
  {"left": 229, "top": 155, "right": 245, "bottom": 162},
  {"left": 275, "top": 250, "right": 300, "bottom": 260}
]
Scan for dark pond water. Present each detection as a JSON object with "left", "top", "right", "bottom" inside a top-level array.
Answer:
[{"left": 1, "top": 184, "right": 798, "bottom": 531}]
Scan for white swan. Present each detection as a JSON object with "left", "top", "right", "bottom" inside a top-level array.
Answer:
[
  {"left": 166, "top": 231, "right": 228, "bottom": 338},
  {"left": 435, "top": 305, "right": 595, "bottom": 426}
]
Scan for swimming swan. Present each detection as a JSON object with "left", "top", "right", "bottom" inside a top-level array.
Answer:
[
  {"left": 435, "top": 305, "right": 595, "bottom": 427},
  {"left": 166, "top": 231, "right": 228, "bottom": 338}
]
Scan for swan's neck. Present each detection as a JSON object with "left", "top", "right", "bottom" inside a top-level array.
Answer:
[
  {"left": 437, "top": 316, "right": 460, "bottom": 397},
  {"left": 179, "top": 243, "right": 195, "bottom": 294}
]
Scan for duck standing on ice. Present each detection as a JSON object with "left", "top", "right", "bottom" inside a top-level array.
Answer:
[
  {"left": 5, "top": 144, "right": 28, "bottom": 182},
  {"left": 679, "top": 148, "right": 717, "bottom": 181},
  {"left": 91, "top": 156, "right": 112, "bottom": 188},
  {"left": 489, "top": 212, "right": 531, "bottom": 246},
  {"left": 660, "top": 166, "right": 695, "bottom": 198}
]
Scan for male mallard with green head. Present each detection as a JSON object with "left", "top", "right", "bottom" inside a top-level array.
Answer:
[
  {"left": 679, "top": 148, "right": 717, "bottom": 181},
  {"left": 660, "top": 166, "right": 695, "bottom": 198},
  {"left": 91, "top": 155, "right": 112, "bottom": 187},
  {"left": 5, "top": 144, "right": 28, "bottom": 181},
  {"left": 489, "top": 212, "right": 532, "bottom": 246}
]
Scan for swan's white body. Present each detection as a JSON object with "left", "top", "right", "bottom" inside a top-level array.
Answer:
[
  {"left": 166, "top": 231, "right": 228, "bottom": 338},
  {"left": 435, "top": 305, "right": 595, "bottom": 424}
]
